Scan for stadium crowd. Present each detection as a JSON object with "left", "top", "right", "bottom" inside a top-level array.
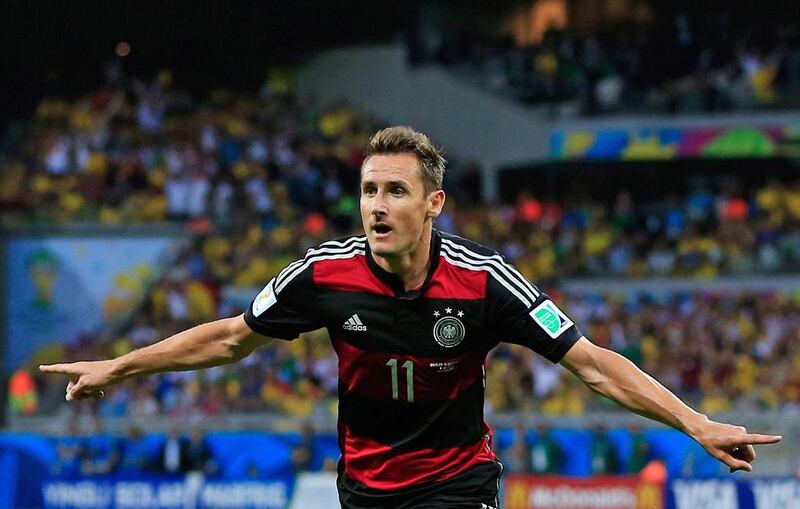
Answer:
[
  {"left": 3, "top": 74, "right": 800, "bottom": 424},
  {"left": 436, "top": 9, "right": 800, "bottom": 114},
  {"left": 2, "top": 72, "right": 798, "bottom": 482},
  {"left": 0, "top": 71, "right": 369, "bottom": 230},
  {"left": 4, "top": 74, "right": 800, "bottom": 281}
]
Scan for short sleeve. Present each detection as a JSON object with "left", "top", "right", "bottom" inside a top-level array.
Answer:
[
  {"left": 244, "top": 260, "right": 321, "bottom": 340},
  {"left": 486, "top": 267, "right": 581, "bottom": 363}
]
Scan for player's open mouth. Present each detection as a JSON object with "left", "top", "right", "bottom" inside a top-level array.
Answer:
[{"left": 372, "top": 224, "right": 392, "bottom": 238}]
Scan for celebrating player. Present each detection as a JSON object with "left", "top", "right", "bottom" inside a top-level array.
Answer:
[{"left": 41, "top": 126, "right": 781, "bottom": 508}]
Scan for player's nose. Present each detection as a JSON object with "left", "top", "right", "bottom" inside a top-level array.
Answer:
[{"left": 371, "top": 194, "right": 388, "bottom": 216}]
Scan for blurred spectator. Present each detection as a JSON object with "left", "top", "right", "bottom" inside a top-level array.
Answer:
[
  {"left": 129, "top": 382, "right": 160, "bottom": 416},
  {"left": 529, "top": 424, "right": 562, "bottom": 475},
  {"left": 590, "top": 424, "right": 618, "bottom": 475},
  {"left": 129, "top": 316, "right": 158, "bottom": 347},
  {"left": 8, "top": 365, "right": 38, "bottom": 415},
  {"left": 52, "top": 421, "right": 85, "bottom": 477},
  {"left": 82, "top": 418, "right": 120, "bottom": 475},
  {"left": 503, "top": 424, "right": 532, "bottom": 473},
  {"left": 186, "top": 427, "right": 216, "bottom": 475},
  {"left": 119, "top": 426, "right": 155, "bottom": 474},
  {"left": 157, "top": 427, "right": 189, "bottom": 474},
  {"left": 626, "top": 424, "right": 651, "bottom": 474},
  {"left": 291, "top": 422, "right": 315, "bottom": 472}
]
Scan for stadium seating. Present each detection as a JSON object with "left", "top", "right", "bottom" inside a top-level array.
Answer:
[{"left": 433, "top": 9, "right": 800, "bottom": 115}]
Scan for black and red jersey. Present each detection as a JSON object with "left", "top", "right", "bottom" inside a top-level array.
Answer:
[{"left": 244, "top": 229, "right": 581, "bottom": 498}]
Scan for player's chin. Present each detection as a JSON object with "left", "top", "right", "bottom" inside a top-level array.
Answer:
[
  {"left": 369, "top": 238, "right": 398, "bottom": 256},
  {"left": 370, "top": 244, "right": 395, "bottom": 256}
]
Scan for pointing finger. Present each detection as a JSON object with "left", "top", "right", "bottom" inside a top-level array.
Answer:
[
  {"left": 40, "top": 364, "right": 78, "bottom": 375},
  {"left": 739, "top": 434, "right": 782, "bottom": 445}
]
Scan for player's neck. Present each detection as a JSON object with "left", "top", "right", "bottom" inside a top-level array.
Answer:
[{"left": 372, "top": 225, "right": 433, "bottom": 291}]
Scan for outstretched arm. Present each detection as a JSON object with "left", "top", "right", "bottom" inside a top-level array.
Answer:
[
  {"left": 560, "top": 337, "right": 781, "bottom": 473},
  {"left": 40, "top": 314, "right": 268, "bottom": 401}
]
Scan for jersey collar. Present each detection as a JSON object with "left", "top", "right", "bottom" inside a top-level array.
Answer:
[{"left": 365, "top": 229, "right": 442, "bottom": 300}]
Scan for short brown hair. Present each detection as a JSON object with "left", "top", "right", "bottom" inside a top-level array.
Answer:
[{"left": 364, "top": 126, "right": 447, "bottom": 195}]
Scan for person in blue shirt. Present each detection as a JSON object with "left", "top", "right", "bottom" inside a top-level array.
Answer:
[
  {"left": 82, "top": 418, "right": 120, "bottom": 476},
  {"left": 119, "top": 425, "right": 156, "bottom": 475},
  {"left": 52, "top": 421, "right": 85, "bottom": 478}
]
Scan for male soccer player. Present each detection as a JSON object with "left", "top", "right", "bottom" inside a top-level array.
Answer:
[{"left": 42, "top": 126, "right": 781, "bottom": 508}]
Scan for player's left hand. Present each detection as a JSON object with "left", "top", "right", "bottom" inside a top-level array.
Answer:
[{"left": 691, "top": 417, "right": 782, "bottom": 473}]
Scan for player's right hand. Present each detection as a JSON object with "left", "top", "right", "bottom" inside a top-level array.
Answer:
[
  {"left": 690, "top": 417, "right": 782, "bottom": 473},
  {"left": 39, "top": 360, "right": 121, "bottom": 401}
]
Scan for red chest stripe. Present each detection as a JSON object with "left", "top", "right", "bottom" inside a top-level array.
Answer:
[
  {"left": 313, "top": 256, "right": 393, "bottom": 296},
  {"left": 313, "top": 255, "right": 487, "bottom": 299},
  {"left": 424, "top": 258, "right": 487, "bottom": 299}
]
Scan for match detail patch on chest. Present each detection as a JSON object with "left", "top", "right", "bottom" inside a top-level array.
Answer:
[{"left": 529, "top": 300, "right": 573, "bottom": 339}]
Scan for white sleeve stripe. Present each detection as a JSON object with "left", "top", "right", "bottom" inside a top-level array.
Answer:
[
  {"left": 506, "top": 264, "right": 541, "bottom": 299},
  {"left": 275, "top": 244, "right": 365, "bottom": 293},
  {"left": 274, "top": 239, "right": 366, "bottom": 289},
  {"left": 441, "top": 244, "right": 534, "bottom": 303},
  {"left": 441, "top": 238, "right": 540, "bottom": 298},
  {"left": 274, "top": 258, "right": 304, "bottom": 286},
  {"left": 274, "top": 248, "right": 365, "bottom": 294},
  {"left": 275, "top": 236, "right": 366, "bottom": 286},
  {"left": 441, "top": 243, "right": 538, "bottom": 305},
  {"left": 441, "top": 251, "right": 532, "bottom": 308}
]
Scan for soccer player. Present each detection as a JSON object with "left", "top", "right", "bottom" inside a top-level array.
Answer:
[{"left": 41, "top": 126, "right": 781, "bottom": 508}]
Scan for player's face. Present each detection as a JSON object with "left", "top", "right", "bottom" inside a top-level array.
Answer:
[{"left": 360, "top": 153, "right": 444, "bottom": 258}]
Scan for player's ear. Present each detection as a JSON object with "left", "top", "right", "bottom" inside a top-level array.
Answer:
[{"left": 426, "top": 190, "right": 445, "bottom": 219}]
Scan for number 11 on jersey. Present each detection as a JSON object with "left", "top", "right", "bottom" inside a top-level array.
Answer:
[{"left": 386, "top": 358, "right": 414, "bottom": 402}]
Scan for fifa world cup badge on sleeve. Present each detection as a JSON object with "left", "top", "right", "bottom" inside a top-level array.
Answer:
[
  {"left": 253, "top": 279, "right": 278, "bottom": 317},
  {"left": 530, "top": 300, "right": 574, "bottom": 339}
]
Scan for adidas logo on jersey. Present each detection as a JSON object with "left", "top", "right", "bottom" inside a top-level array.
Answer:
[{"left": 343, "top": 314, "right": 367, "bottom": 332}]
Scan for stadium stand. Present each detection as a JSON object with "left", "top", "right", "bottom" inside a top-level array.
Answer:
[
  {"left": 434, "top": 8, "right": 800, "bottom": 115},
  {"left": 5, "top": 79, "right": 799, "bottom": 424}
]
